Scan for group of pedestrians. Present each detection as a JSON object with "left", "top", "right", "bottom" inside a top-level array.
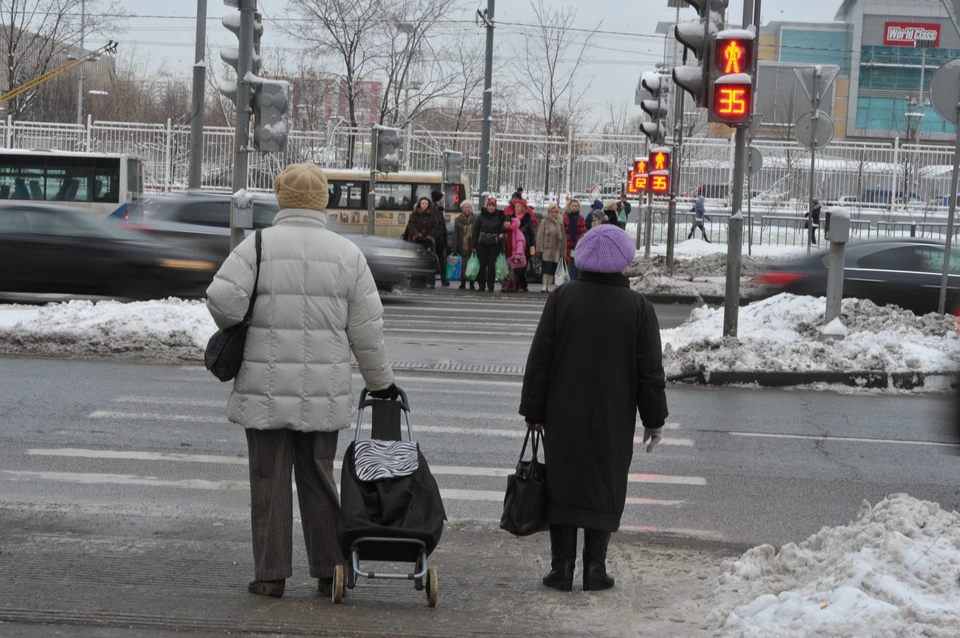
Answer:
[
  {"left": 206, "top": 162, "right": 668, "bottom": 599},
  {"left": 417, "top": 191, "right": 634, "bottom": 293}
]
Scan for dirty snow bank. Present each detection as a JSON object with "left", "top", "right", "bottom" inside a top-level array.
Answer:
[
  {"left": 661, "top": 293, "right": 959, "bottom": 381},
  {"left": 0, "top": 299, "right": 214, "bottom": 363},
  {"left": 704, "top": 495, "right": 960, "bottom": 638}
]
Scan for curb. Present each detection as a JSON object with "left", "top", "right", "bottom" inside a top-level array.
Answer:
[{"left": 669, "top": 369, "right": 958, "bottom": 390}]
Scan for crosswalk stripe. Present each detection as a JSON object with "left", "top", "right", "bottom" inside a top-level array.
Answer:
[
  {"left": 86, "top": 412, "right": 696, "bottom": 446},
  {"left": 25, "top": 448, "right": 706, "bottom": 485},
  {"left": 386, "top": 328, "right": 535, "bottom": 335},
  {"left": 0, "top": 470, "right": 687, "bottom": 505},
  {"left": 730, "top": 431, "right": 960, "bottom": 448}
]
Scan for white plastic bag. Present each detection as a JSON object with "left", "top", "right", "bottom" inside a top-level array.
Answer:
[{"left": 554, "top": 257, "right": 570, "bottom": 286}]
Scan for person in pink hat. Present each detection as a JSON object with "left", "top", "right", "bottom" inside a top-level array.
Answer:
[{"left": 519, "top": 224, "right": 668, "bottom": 593}]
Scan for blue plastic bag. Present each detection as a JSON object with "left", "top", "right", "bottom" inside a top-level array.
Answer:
[{"left": 446, "top": 254, "right": 462, "bottom": 281}]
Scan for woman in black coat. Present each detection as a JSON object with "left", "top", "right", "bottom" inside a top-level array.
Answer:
[{"left": 519, "top": 224, "right": 668, "bottom": 592}]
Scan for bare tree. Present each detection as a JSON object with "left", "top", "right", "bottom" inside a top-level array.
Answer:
[
  {"left": 0, "top": 0, "right": 124, "bottom": 121},
  {"left": 517, "top": 0, "right": 598, "bottom": 196},
  {"left": 286, "top": 0, "right": 381, "bottom": 165}
]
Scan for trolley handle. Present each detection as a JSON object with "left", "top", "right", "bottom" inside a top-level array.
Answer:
[{"left": 358, "top": 386, "right": 410, "bottom": 412}]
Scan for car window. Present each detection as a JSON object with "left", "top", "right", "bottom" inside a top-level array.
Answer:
[
  {"left": 858, "top": 246, "right": 960, "bottom": 274},
  {"left": 177, "top": 201, "right": 231, "bottom": 227},
  {"left": 374, "top": 182, "right": 412, "bottom": 211}
]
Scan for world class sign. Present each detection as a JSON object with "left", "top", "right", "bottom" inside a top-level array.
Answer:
[{"left": 884, "top": 22, "right": 940, "bottom": 47}]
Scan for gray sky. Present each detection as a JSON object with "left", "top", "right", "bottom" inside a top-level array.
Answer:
[{"left": 101, "top": 0, "right": 842, "bottom": 112}]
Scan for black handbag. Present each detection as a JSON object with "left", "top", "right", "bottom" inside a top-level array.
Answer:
[
  {"left": 500, "top": 429, "right": 548, "bottom": 536},
  {"left": 204, "top": 229, "right": 262, "bottom": 382}
]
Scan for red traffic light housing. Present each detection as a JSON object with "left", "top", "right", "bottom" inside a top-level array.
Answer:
[
  {"left": 714, "top": 36, "right": 753, "bottom": 75},
  {"left": 711, "top": 74, "right": 753, "bottom": 125},
  {"left": 634, "top": 158, "right": 648, "bottom": 174},
  {"left": 649, "top": 170, "right": 669, "bottom": 195},
  {"left": 649, "top": 148, "right": 671, "bottom": 172}
]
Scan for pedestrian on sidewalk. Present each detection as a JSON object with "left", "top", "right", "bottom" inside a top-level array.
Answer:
[
  {"left": 406, "top": 197, "right": 439, "bottom": 288},
  {"left": 602, "top": 199, "right": 619, "bottom": 226},
  {"left": 453, "top": 200, "right": 477, "bottom": 290},
  {"left": 687, "top": 195, "right": 712, "bottom": 242},
  {"left": 206, "top": 163, "right": 396, "bottom": 600},
  {"left": 501, "top": 202, "right": 521, "bottom": 292},
  {"left": 563, "top": 200, "right": 587, "bottom": 281},
  {"left": 806, "top": 199, "right": 822, "bottom": 246},
  {"left": 519, "top": 224, "right": 668, "bottom": 593},
  {"left": 536, "top": 203, "right": 567, "bottom": 293},
  {"left": 515, "top": 199, "right": 537, "bottom": 292},
  {"left": 616, "top": 194, "right": 631, "bottom": 230},
  {"left": 586, "top": 199, "right": 605, "bottom": 230},
  {"left": 432, "top": 191, "right": 450, "bottom": 287},
  {"left": 473, "top": 196, "right": 503, "bottom": 293}
]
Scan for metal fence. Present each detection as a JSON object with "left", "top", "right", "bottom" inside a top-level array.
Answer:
[{"left": 3, "top": 115, "right": 960, "bottom": 222}]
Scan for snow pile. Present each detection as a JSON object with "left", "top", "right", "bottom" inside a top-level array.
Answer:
[
  {"left": 662, "top": 293, "right": 959, "bottom": 379},
  {"left": 0, "top": 299, "right": 215, "bottom": 363},
  {"left": 708, "top": 495, "right": 960, "bottom": 638}
]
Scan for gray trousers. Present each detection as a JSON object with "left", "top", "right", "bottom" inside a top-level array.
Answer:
[{"left": 245, "top": 429, "right": 341, "bottom": 581}]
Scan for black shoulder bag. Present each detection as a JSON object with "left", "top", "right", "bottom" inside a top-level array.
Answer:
[
  {"left": 204, "top": 229, "right": 262, "bottom": 382},
  {"left": 500, "top": 428, "right": 548, "bottom": 536}
]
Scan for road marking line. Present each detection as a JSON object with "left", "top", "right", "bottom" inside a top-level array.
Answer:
[
  {"left": 619, "top": 525, "right": 724, "bottom": 540},
  {"left": 729, "top": 431, "right": 960, "bottom": 448},
  {"left": 86, "top": 412, "right": 695, "bottom": 446},
  {"left": 25, "top": 449, "right": 705, "bottom": 485},
  {"left": 113, "top": 396, "right": 224, "bottom": 408},
  {"left": 386, "top": 328, "right": 535, "bottom": 335},
  {"left": 1, "top": 470, "right": 687, "bottom": 505}
]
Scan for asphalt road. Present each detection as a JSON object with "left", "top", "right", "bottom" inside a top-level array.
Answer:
[{"left": 1, "top": 353, "right": 955, "bottom": 549}]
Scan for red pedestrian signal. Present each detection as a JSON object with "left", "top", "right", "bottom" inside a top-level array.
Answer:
[
  {"left": 712, "top": 77, "right": 752, "bottom": 124},
  {"left": 649, "top": 148, "right": 671, "bottom": 173},
  {"left": 635, "top": 173, "right": 648, "bottom": 192},
  {"left": 650, "top": 171, "right": 669, "bottom": 195},
  {"left": 634, "top": 158, "right": 648, "bottom": 175}
]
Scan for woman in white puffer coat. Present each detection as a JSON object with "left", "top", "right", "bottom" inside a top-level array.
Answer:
[{"left": 206, "top": 162, "right": 396, "bottom": 600}]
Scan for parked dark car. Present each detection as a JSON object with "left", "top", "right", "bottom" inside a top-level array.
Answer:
[
  {"left": 0, "top": 204, "right": 220, "bottom": 300},
  {"left": 127, "top": 191, "right": 435, "bottom": 290},
  {"left": 752, "top": 239, "right": 960, "bottom": 315}
]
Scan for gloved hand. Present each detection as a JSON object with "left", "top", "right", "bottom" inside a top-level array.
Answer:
[
  {"left": 369, "top": 384, "right": 400, "bottom": 400},
  {"left": 642, "top": 426, "right": 664, "bottom": 453}
]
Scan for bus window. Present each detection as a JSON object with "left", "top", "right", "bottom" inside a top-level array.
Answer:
[
  {"left": 126, "top": 159, "right": 142, "bottom": 199},
  {"left": 328, "top": 180, "right": 366, "bottom": 209},
  {"left": 374, "top": 182, "right": 412, "bottom": 210},
  {"left": 414, "top": 184, "right": 436, "bottom": 205},
  {"left": 94, "top": 165, "right": 120, "bottom": 203}
]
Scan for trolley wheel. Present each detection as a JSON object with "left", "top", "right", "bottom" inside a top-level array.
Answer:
[
  {"left": 332, "top": 565, "right": 345, "bottom": 604},
  {"left": 426, "top": 568, "right": 438, "bottom": 608}
]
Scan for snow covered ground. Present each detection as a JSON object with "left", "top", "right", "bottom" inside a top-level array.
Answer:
[
  {"left": 661, "top": 294, "right": 959, "bottom": 387},
  {"left": 698, "top": 494, "right": 960, "bottom": 638}
]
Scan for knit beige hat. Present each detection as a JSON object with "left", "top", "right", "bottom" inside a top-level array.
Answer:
[
  {"left": 603, "top": 198, "right": 617, "bottom": 211},
  {"left": 274, "top": 163, "right": 329, "bottom": 212}
]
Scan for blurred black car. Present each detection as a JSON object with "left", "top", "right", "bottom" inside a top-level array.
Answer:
[
  {"left": 129, "top": 191, "right": 434, "bottom": 290},
  {"left": 0, "top": 204, "right": 219, "bottom": 300},
  {"left": 752, "top": 239, "right": 960, "bottom": 315}
]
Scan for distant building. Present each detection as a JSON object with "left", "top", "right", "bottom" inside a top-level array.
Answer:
[{"left": 284, "top": 74, "right": 381, "bottom": 130}]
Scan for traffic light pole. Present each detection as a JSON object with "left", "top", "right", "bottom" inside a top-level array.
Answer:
[
  {"left": 666, "top": 52, "right": 687, "bottom": 276},
  {"left": 229, "top": 0, "right": 256, "bottom": 252},
  {"left": 188, "top": 0, "right": 207, "bottom": 190},
  {"left": 477, "top": 0, "right": 495, "bottom": 207},
  {"left": 721, "top": 0, "right": 757, "bottom": 338},
  {"left": 368, "top": 124, "right": 379, "bottom": 236}
]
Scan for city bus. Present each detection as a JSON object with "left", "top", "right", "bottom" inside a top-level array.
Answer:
[
  {"left": 0, "top": 149, "right": 144, "bottom": 219},
  {"left": 321, "top": 169, "right": 470, "bottom": 239}
]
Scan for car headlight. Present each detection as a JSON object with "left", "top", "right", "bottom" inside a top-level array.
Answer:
[
  {"left": 369, "top": 248, "right": 416, "bottom": 260},
  {"left": 158, "top": 259, "right": 216, "bottom": 271}
]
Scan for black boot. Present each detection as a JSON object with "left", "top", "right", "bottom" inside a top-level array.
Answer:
[
  {"left": 459, "top": 281, "right": 466, "bottom": 290},
  {"left": 248, "top": 578, "right": 285, "bottom": 598},
  {"left": 582, "top": 529, "right": 614, "bottom": 591},
  {"left": 542, "top": 525, "right": 576, "bottom": 591}
]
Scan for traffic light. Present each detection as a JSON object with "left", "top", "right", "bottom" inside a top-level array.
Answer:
[
  {"left": 672, "top": 0, "right": 726, "bottom": 108},
  {"left": 708, "top": 29, "right": 756, "bottom": 126},
  {"left": 638, "top": 72, "right": 666, "bottom": 144},
  {"left": 649, "top": 148, "right": 671, "bottom": 173},
  {"left": 650, "top": 171, "right": 669, "bottom": 195},
  {"left": 375, "top": 126, "right": 402, "bottom": 173},
  {"left": 649, "top": 147, "right": 670, "bottom": 195},
  {"left": 220, "top": 9, "right": 263, "bottom": 106},
  {"left": 442, "top": 150, "right": 463, "bottom": 183},
  {"left": 627, "top": 169, "right": 638, "bottom": 195},
  {"left": 253, "top": 79, "right": 292, "bottom": 152}
]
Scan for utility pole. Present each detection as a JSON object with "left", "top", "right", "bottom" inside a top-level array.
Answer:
[
  {"left": 721, "top": 0, "right": 757, "bottom": 338},
  {"left": 229, "top": 0, "right": 256, "bottom": 251},
  {"left": 188, "top": 0, "right": 207, "bottom": 189},
  {"left": 666, "top": 53, "right": 687, "bottom": 276},
  {"left": 806, "top": 66, "right": 822, "bottom": 256},
  {"left": 477, "top": 0, "right": 495, "bottom": 206},
  {"left": 76, "top": 0, "right": 85, "bottom": 125}
]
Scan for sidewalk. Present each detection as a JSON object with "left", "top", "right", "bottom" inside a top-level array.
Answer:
[{"left": 0, "top": 506, "right": 739, "bottom": 637}]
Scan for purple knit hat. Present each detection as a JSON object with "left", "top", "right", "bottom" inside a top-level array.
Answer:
[{"left": 574, "top": 224, "right": 636, "bottom": 273}]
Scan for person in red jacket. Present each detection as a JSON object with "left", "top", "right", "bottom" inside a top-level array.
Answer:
[{"left": 562, "top": 199, "right": 587, "bottom": 280}]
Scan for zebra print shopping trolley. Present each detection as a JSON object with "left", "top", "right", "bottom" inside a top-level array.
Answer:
[{"left": 333, "top": 387, "right": 447, "bottom": 606}]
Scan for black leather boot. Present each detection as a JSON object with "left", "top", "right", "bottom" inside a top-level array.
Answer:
[
  {"left": 542, "top": 525, "right": 576, "bottom": 591},
  {"left": 582, "top": 529, "right": 615, "bottom": 591}
]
